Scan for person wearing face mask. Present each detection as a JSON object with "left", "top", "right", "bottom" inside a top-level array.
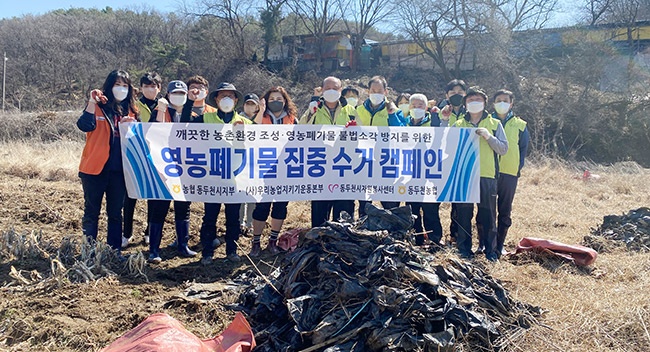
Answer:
[
  {"left": 180, "top": 75, "right": 217, "bottom": 123},
  {"left": 77, "top": 70, "right": 138, "bottom": 254},
  {"left": 247, "top": 86, "right": 298, "bottom": 257},
  {"left": 356, "top": 76, "right": 406, "bottom": 217},
  {"left": 404, "top": 94, "right": 444, "bottom": 247},
  {"left": 238, "top": 93, "right": 260, "bottom": 236},
  {"left": 342, "top": 86, "right": 360, "bottom": 108},
  {"left": 192, "top": 82, "right": 252, "bottom": 265},
  {"left": 438, "top": 79, "right": 467, "bottom": 127},
  {"left": 142, "top": 80, "right": 197, "bottom": 263},
  {"left": 396, "top": 93, "right": 412, "bottom": 124},
  {"left": 491, "top": 89, "right": 529, "bottom": 258},
  {"left": 122, "top": 72, "right": 162, "bottom": 248},
  {"left": 452, "top": 86, "right": 508, "bottom": 262},
  {"left": 298, "top": 77, "right": 357, "bottom": 228},
  {"left": 437, "top": 79, "right": 468, "bottom": 245}
]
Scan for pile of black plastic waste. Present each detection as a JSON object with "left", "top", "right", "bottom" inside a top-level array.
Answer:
[
  {"left": 239, "top": 205, "right": 540, "bottom": 351},
  {"left": 584, "top": 207, "right": 650, "bottom": 252}
]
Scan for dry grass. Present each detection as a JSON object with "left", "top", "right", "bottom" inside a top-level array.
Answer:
[{"left": 1, "top": 129, "right": 650, "bottom": 351}]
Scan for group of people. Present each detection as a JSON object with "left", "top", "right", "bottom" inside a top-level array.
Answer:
[{"left": 78, "top": 70, "right": 528, "bottom": 265}]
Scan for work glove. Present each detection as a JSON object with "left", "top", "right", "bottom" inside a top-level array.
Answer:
[
  {"left": 475, "top": 127, "right": 491, "bottom": 140},
  {"left": 89, "top": 89, "right": 107, "bottom": 104}
]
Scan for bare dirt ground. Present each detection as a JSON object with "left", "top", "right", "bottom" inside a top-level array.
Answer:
[{"left": 1, "top": 137, "right": 649, "bottom": 351}]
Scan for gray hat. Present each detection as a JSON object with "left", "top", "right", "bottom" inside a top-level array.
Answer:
[
  {"left": 167, "top": 80, "right": 187, "bottom": 94},
  {"left": 208, "top": 82, "right": 243, "bottom": 108}
]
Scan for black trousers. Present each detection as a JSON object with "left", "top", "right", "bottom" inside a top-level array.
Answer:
[
  {"left": 200, "top": 203, "right": 241, "bottom": 256},
  {"left": 497, "top": 174, "right": 519, "bottom": 255},
  {"left": 123, "top": 196, "right": 150, "bottom": 239},
  {"left": 253, "top": 201, "right": 289, "bottom": 222},
  {"left": 147, "top": 200, "right": 190, "bottom": 224},
  {"left": 312, "top": 200, "right": 355, "bottom": 227},
  {"left": 456, "top": 177, "right": 498, "bottom": 260},
  {"left": 408, "top": 202, "right": 442, "bottom": 244},
  {"left": 80, "top": 170, "right": 125, "bottom": 250}
]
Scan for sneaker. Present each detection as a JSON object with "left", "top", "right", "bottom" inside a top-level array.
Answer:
[
  {"left": 226, "top": 253, "right": 242, "bottom": 262},
  {"left": 200, "top": 256, "right": 213, "bottom": 266},
  {"left": 177, "top": 246, "right": 198, "bottom": 258},
  {"left": 121, "top": 236, "right": 131, "bottom": 249},
  {"left": 144, "top": 235, "right": 150, "bottom": 245},
  {"left": 475, "top": 246, "right": 485, "bottom": 254},
  {"left": 148, "top": 254, "right": 162, "bottom": 264},
  {"left": 167, "top": 240, "right": 178, "bottom": 248}
]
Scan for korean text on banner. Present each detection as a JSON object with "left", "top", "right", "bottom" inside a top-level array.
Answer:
[{"left": 119, "top": 123, "right": 480, "bottom": 204}]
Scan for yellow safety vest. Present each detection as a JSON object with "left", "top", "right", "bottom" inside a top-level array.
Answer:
[
  {"left": 136, "top": 100, "right": 152, "bottom": 122},
  {"left": 454, "top": 114, "right": 502, "bottom": 179},
  {"left": 357, "top": 102, "right": 389, "bottom": 126},
  {"left": 495, "top": 114, "right": 527, "bottom": 177},
  {"left": 300, "top": 102, "right": 356, "bottom": 125}
]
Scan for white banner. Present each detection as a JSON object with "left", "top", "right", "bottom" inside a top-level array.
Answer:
[{"left": 120, "top": 123, "right": 480, "bottom": 203}]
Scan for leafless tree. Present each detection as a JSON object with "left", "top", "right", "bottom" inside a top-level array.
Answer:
[
  {"left": 182, "top": 0, "right": 258, "bottom": 58},
  {"left": 337, "top": 0, "right": 394, "bottom": 71},
  {"left": 286, "top": 0, "right": 342, "bottom": 71}
]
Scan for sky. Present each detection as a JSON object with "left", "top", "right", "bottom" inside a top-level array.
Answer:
[{"left": 0, "top": 0, "right": 583, "bottom": 27}]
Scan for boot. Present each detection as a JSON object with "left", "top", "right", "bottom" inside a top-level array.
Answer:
[
  {"left": 249, "top": 241, "right": 261, "bottom": 257},
  {"left": 266, "top": 239, "right": 280, "bottom": 255},
  {"left": 175, "top": 220, "right": 197, "bottom": 257},
  {"left": 148, "top": 223, "right": 163, "bottom": 263}
]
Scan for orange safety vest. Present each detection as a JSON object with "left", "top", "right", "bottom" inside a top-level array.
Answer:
[
  {"left": 78, "top": 105, "right": 136, "bottom": 175},
  {"left": 261, "top": 112, "right": 296, "bottom": 125}
]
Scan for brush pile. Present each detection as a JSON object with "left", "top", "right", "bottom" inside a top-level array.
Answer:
[
  {"left": 584, "top": 207, "right": 650, "bottom": 252},
  {"left": 238, "top": 205, "right": 541, "bottom": 351}
]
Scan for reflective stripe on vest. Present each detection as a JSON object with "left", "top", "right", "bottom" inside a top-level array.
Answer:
[{"left": 79, "top": 105, "right": 135, "bottom": 175}]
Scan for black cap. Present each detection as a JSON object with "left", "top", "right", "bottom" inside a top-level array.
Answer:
[{"left": 243, "top": 93, "right": 260, "bottom": 104}]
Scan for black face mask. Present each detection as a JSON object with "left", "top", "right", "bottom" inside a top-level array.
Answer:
[
  {"left": 449, "top": 94, "right": 464, "bottom": 107},
  {"left": 268, "top": 101, "right": 284, "bottom": 113}
]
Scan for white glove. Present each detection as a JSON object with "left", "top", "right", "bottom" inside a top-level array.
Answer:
[
  {"left": 309, "top": 101, "right": 318, "bottom": 114},
  {"left": 157, "top": 98, "right": 169, "bottom": 110},
  {"left": 476, "top": 127, "right": 491, "bottom": 140}
]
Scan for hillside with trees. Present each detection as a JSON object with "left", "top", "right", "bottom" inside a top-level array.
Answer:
[{"left": 0, "top": 0, "right": 649, "bottom": 165}]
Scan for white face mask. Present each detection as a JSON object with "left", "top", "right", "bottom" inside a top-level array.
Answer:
[
  {"left": 196, "top": 89, "right": 208, "bottom": 101},
  {"left": 466, "top": 101, "right": 485, "bottom": 114},
  {"left": 346, "top": 97, "right": 358, "bottom": 107},
  {"left": 169, "top": 94, "right": 187, "bottom": 107},
  {"left": 219, "top": 97, "right": 235, "bottom": 112},
  {"left": 411, "top": 108, "right": 426, "bottom": 120},
  {"left": 141, "top": 87, "right": 158, "bottom": 100},
  {"left": 399, "top": 103, "right": 410, "bottom": 115},
  {"left": 112, "top": 86, "right": 129, "bottom": 102},
  {"left": 494, "top": 102, "right": 511, "bottom": 115},
  {"left": 369, "top": 93, "right": 385, "bottom": 105},
  {"left": 322, "top": 89, "right": 341, "bottom": 103}
]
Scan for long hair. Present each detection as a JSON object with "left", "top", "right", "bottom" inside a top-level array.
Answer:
[
  {"left": 101, "top": 70, "right": 138, "bottom": 116},
  {"left": 261, "top": 86, "right": 297, "bottom": 118}
]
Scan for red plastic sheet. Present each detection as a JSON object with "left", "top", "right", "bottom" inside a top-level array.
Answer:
[
  {"left": 513, "top": 237, "right": 598, "bottom": 266},
  {"left": 101, "top": 312, "right": 255, "bottom": 352}
]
